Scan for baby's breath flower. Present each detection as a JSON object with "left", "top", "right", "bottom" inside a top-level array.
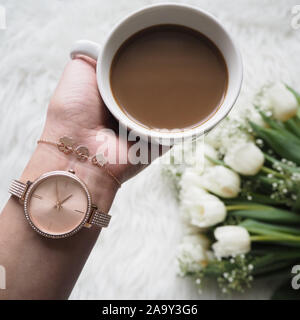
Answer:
[
  {"left": 266, "top": 111, "right": 272, "bottom": 117},
  {"left": 256, "top": 139, "right": 263, "bottom": 146},
  {"left": 217, "top": 254, "right": 254, "bottom": 294}
]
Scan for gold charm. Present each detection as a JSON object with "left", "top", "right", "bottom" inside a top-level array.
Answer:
[
  {"left": 75, "top": 146, "right": 89, "bottom": 161},
  {"left": 58, "top": 136, "right": 74, "bottom": 154}
]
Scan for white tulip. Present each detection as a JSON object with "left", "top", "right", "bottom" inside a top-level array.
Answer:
[
  {"left": 199, "top": 165, "right": 241, "bottom": 198},
  {"left": 177, "top": 235, "right": 213, "bottom": 272},
  {"left": 224, "top": 142, "right": 264, "bottom": 176},
  {"left": 171, "top": 141, "right": 218, "bottom": 171},
  {"left": 182, "top": 223, "right": 204, "bottom": 236},
  {"left": 203, "top": 143, "right": 218, "bottom": 168},
  {"left": 267, "top": 83, "right": 298, "bottom": 121},
  {"left": 179, "top": 168, "right": 203, "bottom": 195},
  {"left": 185, "top": 234, "right": 211, "bottom": 249},
  {"left": 212, "top": 226, "right": 251, "bottom": 258},
  {"left": 181, "top": 190, "right": 227, "bottom": 228}
]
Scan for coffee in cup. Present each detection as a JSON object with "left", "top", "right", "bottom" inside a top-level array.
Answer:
[{"left": 110, "top": 24, "right": 228, "bottom": 130}]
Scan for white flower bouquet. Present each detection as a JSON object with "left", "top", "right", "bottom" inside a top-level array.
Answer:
[{"left": 164, "top": 83, "right": 300, "bottom": 299}]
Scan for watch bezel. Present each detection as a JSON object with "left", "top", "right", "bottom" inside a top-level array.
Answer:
[{"left": 23, "top": 170, "right": 92, "bottom": 239}]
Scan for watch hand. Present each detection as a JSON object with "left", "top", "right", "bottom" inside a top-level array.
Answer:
[
  {"left": 33, "top": 193, "right": 57, "bottom": 206},
  {"left": 55, "top": 179, "right": 60, "bottom": 203},
  {"left": 59, "top": 194, "right": 73, "bottom": 206}
]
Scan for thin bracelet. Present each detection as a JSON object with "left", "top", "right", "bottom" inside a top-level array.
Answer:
[{"left": 37, "top": 137, "right": 121, "bottom": 188}]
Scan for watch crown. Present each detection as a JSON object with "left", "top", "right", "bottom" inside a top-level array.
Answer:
[{"left": 68, "top": 169, "right": 75, "bottom": 174}]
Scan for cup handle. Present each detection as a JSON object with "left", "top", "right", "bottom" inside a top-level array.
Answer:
[{"left": 70, "top": 40, "right": 101, "bottom": 60}]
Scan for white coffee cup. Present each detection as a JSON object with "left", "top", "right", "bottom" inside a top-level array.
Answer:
[{"left": 70, "top": 3, "right": 243, "bottom": 145}]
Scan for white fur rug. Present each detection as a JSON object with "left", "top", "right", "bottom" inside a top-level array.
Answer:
[{"left": 1, "top": 0, "right": 300, "bottom": 300}]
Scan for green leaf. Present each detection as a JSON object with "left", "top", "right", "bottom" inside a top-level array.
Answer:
[
  {"left": 240, "top": 219, "right": 300, "bottom": 236},
  {"left": 228, "top": 204, "right": 300, "bottom": 225},
  {"left": 286, "top": 84, "right": 300, "bottom": 105},
  {"left": 292, "top": 189, "right": 300, "bottom": 212},
  {"left": 257, "top": 111, "right": 300, "bottom": 141},
  {"left": 250, "top": 121, "right": 300, "bottom": 165},
  {"left": 285, "top": 85, "right": 300, "bottom": 119},
  {"left": 258, "top": 110, "right": 284, "bottom": 131},
  {"left": 284, "top": 118, "right": 300, "bottom": 138},
  {"left": 252, "top": 254, "right": 299, "bottom": 276},
  {"left": 264, "top": 153, "right": 300, "bottom": 173}
]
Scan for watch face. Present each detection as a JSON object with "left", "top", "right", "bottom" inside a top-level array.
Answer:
[{"left": 24, "top": 171, "right": 91, "bottom": 238}]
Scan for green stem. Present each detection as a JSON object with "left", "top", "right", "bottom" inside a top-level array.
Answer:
[
  {"left": 226, "top": 205, "right": 265, "bottom": 211},
  {"left": 204, "top": 155, "right": 228, "bottom": 167},
  {"left": 251, "top": 234, "right": 300, "bottom": 242},
  {"left": 251, "top": 236, "right": 283, "bottom": 241},
  {"left": 261, "top": 166, "right": 286, "bottom": 178}
]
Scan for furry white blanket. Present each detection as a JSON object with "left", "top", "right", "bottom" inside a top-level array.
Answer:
[{"left": 0, "top": 0, "right": 299, "bottom": 300}]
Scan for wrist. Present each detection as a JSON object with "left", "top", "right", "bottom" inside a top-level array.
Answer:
[{"left": 21, "top": 143, "right": 119, "bottom": 213}]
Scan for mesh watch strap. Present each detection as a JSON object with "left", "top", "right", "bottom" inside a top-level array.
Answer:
[
  {"left": 90, "top": 210, "right": 111, "bottom": 228},
  {"left": 9, "top": 180, "right": 28, "bottom": 201}
]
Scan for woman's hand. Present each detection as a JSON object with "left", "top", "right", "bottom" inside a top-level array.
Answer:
[
  {"left": 21, "top": 55, "right": 166, "bottom": 213},
  {"left": 42, "top": 56, "right": 150, "bottom": 184}
]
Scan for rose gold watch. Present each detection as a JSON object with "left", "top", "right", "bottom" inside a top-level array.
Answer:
[{"left": 8, "top": 170, "right": 111, "bottom": 239}]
